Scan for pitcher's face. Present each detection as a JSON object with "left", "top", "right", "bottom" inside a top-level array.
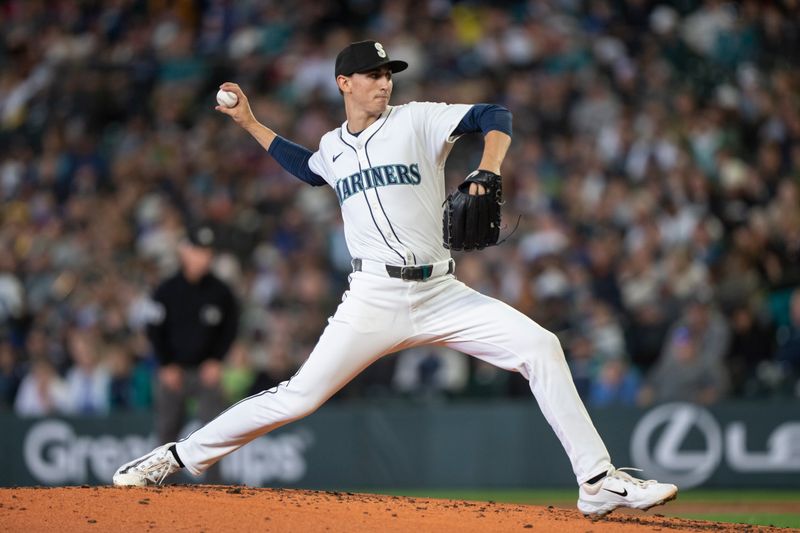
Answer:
[{"left": 340, "top": 67, "right": 392, "bottom": 116}]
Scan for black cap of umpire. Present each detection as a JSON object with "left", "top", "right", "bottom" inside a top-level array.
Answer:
[
  {"left": 186, "top": 223, "right": 217, "bottom": 249},
  {"left": 335, "top": 40, "right": 408, "bottom": 77}
]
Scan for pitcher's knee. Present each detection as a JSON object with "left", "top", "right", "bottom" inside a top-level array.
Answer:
[
  {"left": 284, "top": 392, "right": 326, "bottom": 421},
  {"left": 249, "top": 385, "right": 327, "bottom": 424},
  {"left": 524, "top": 330, "right": 565, "bottom": 364}
]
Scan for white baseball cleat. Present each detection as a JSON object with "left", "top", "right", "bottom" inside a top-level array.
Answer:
[
  {"left": 113, "top": 442, "right": 182, "bottom": 487},
  {"left": 577, "top": 467, "right": 678, "bottom": 517}
]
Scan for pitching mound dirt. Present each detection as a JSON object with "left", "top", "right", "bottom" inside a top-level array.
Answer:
[{"left": 0, "top": 485, "right": 784, "bottom": 532}]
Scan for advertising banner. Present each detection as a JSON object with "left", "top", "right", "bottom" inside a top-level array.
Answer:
[{"left": 0, "top": 402, "right": 796, "bottom": 488}]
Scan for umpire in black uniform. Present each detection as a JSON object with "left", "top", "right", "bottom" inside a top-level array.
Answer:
[{"left": 146, "top": 223, "right": 238, "bottom": 482}]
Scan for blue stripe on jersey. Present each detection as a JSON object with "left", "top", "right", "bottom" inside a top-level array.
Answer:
[
  {"left": 452, "top": 103, "right": 513, "bottom": 137},
  {"left": 267, "top": 136, "right": 327, "bottom": 186},
  {"left": 338, "top": 125, "right": 407, "bottom": 264},
  {"left": 362, "top": 108, "right": 417, "bottom": 264}
]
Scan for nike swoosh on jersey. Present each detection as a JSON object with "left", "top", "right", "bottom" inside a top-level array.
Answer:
[
  {"left": 333, "top": 152, "right": 343, "bottom": 162},
  {"left": 603, "top": 488, "right": 628, "bottom": 497}
]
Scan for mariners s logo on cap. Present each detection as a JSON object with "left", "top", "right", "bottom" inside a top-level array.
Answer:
[{"left": 334, "top": 40, "right": 408, "bottom": 77}]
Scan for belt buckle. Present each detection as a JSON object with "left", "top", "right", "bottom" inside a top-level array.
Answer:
[
  {"left": 399, "top": 266, "right": 415, "bottom": 281},
  {"left": 396, "top": 264, "right": 435, "bottom": 281},
  {"left": 400, "top": 265, "right": 433, "bottom": 281}
]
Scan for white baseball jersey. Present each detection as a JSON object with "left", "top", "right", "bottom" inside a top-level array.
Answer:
[{"left": 308, "top": 102, "right": 472, "bottom": 265}]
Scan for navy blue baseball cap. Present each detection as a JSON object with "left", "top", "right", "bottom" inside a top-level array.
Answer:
[{"left": 335, "top": 40, "right": 408, "bottom": 77}]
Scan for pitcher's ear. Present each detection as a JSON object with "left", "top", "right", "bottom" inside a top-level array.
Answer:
[{"left": 336, "top": 74, "right": 350, "bottom": 94}]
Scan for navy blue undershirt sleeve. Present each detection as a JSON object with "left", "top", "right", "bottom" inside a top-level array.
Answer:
[
  {"left": 267, "top": 136, "right": 327, "bottom": 187},
  {"left": 452, "top": 103, "right": 513, "bottom": 137}
]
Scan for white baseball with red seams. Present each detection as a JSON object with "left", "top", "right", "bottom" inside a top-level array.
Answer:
[{"left": 216, "top": 89, "right": 238, "bottom": 108}]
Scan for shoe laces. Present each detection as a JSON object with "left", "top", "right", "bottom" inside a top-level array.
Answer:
[
  {"left": 609, "top": 467, "right": 658, "bottom": 488},
  {"left": 138, "top": 450, "right": 177, "bottom": 485}
]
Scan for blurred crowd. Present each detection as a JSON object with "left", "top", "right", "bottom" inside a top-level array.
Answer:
[{"left": 1, "top": 0, "right": 800, "bottom": 417}]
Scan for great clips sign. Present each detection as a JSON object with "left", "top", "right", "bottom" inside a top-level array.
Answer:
[{"left": 13, "top": 417, "right": 312, "bottom": 487}]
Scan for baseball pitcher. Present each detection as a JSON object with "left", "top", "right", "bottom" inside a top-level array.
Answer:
[{"left": 114, "top": 40, "right": 677, "bottom": 517}]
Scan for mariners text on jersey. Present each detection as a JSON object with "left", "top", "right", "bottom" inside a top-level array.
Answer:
[{"left": 335, "top": 163, "right": 421, "bottom": 205}]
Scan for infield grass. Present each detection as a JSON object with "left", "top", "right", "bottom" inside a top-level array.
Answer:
[{"left": 372, "top": 489, "right": 800, "bottom": 528}]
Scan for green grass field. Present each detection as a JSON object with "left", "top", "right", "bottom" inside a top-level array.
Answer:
[{"left": 374, "top": 489, "right": 800, "bottom": 528}]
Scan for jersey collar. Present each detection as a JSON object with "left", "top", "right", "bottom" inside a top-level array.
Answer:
[{"left": 341, "top": 106, "right": 393, "bottom": 145}]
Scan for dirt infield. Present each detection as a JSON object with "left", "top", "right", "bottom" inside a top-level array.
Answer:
[{"left": 0, "top": 485, "right": 787, "bottom": 532}]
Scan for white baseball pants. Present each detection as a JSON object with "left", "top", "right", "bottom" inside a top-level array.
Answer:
[{"left": 176, "top": 266, "right": 612, "bottom": 484}]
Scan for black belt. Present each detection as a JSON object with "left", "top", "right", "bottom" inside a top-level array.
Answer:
[{"left": 352, "top": 258, "right": 455, "bottom": 281}]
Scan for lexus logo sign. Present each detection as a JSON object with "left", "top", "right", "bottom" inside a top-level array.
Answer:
[{"left": 631, "top": 403, "right": 723, "bottom": 488}]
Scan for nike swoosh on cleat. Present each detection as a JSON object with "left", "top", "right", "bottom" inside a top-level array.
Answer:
[
  {"left": 603, "top": 488, "right": 628, "bottom": 497},
  {"left": 333, "top": 152, "right": 343, "bottom": 162}
]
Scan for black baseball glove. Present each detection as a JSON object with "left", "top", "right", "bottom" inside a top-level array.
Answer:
[{"left": 443, "top": 169, "right": 503, "bottom": 251}]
